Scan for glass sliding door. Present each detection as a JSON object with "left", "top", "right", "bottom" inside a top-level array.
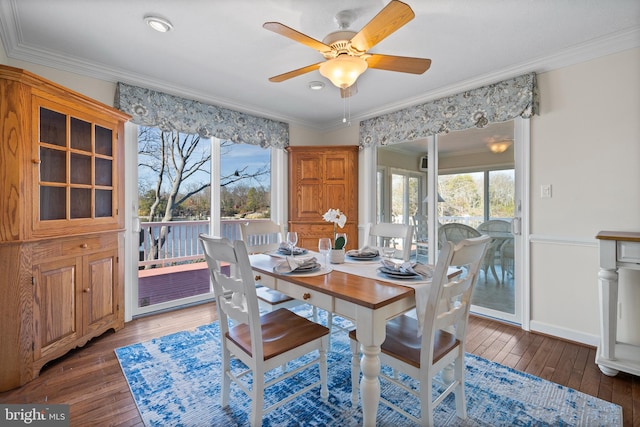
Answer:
[
  {"left": 132, "top": 129, "right": 272, "bottom": 317},
  {"left": 374, "top": 119, "right": 526, "bottom": 326},
  {"left": 437, "top": 121, "right": 519, "bottom": 322}
]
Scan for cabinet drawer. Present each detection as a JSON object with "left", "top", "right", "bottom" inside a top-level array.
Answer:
[
  {"left": 62, "top": 234, "right": 118, "bottom": 256},
  {"left": 277, "top": 279, "right": 333, "bottom": 312},
  {"left": 618, "top": 241, "right": 640, "bottom": 263}
]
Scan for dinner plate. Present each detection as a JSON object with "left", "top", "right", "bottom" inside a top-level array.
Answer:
[
  {"left": 278, "top": 247, "right": 308, "bottom": 256},
  {"left": 274, "top": 262, "right": 321, "bottom": 274},
  {"left": 346, "top": 254, "right": 380, "bottom": 261},
  {"left": 377, "top": 267, "right": 420, "bottom": 279}
]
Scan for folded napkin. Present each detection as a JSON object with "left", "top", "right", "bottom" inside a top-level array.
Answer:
[
  {"left": 378, "top": 259, "right": 434, "bottom": 279},
  {"left": 278, "top": 242, "right": 305, "bottom": 255},
  {"left": 346, "top": 246, "right": 379, "bottom": 257},
  {"left": 277, "top": 256, "right": 318, "bottom": 273}
]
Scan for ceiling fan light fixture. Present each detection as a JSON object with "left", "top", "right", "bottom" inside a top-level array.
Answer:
[
  {"left": 319, "top": 55, "right": 368, "bottom": 89},
  {"left": 487, "top": 139, "right": 513, "bottom": 153},
  {"left": 144, "top": 15, "right": 173, "bottom": 33}
]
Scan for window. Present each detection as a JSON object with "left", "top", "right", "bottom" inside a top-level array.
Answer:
[{"left": 438, "top": 169, "right": 514, "bottom": 226}]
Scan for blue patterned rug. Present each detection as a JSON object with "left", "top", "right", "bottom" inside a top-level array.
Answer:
[{"left": 115, "top": 311, "right": 621, "bottom": 426}]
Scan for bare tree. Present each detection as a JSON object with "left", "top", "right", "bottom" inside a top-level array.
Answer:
[{"left": 138, "top": 127, "right": 269, "bottom": 267}]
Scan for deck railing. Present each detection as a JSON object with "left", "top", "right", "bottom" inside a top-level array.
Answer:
[
  {"left": 139, "top": 219, "right": 254, "bottom": 268},
  {"left": 139, "top": 217, "right": 512, "bottom": 268}
]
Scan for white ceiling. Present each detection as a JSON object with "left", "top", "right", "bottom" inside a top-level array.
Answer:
[{"left": 1, "top": 0, "right": 638, "bottom": 132}]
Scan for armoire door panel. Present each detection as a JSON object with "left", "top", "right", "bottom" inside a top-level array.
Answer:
[
  {"left": 298, "top": 185, "right": 323, "bottom": 217},
  {"left": 299, "top": 157, "right": 322, "bottom": 181},
  {"left": 326, "top": 184, "right": 346, "bottom": 208},
  {"left": 325, "top": 157, "right": 347, "bottom": 181}
]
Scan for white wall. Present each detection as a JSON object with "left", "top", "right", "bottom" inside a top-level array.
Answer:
[
  {"left": 3, "top": 37, "right": 638, "bottom": 346},
  {"left": 529, "top": 47, "right": 640, "bottom": 344}
]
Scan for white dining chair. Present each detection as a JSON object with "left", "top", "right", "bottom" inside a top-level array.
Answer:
[
  {"left": 362, "top": 222, "right": 414, "bottom": 262},
  {"left": 239, "top": 220, "right": 327, "bottom": 327},
  {"left": 199, "top": 234, "right": 329, "bottom": 427},
  {"left": 349, "top": 235, "right": 490, "bottom": 426}
]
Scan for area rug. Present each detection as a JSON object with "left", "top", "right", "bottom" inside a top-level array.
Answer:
[{"left": 115, "top": 311, "right": 622, "bottom": 426}]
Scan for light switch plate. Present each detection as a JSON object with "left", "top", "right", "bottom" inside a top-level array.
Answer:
[{"left": 541, "top": 184, "right": 552, "bottom": 198}]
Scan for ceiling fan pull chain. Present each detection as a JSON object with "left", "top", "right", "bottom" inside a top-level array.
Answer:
[{"left": 343, "top": 96, "right": 347, "bottom": 123}]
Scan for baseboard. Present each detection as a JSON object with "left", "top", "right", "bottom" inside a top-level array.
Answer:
[{"left": 529, "top": 320, "right": 599, "bottom": 347}]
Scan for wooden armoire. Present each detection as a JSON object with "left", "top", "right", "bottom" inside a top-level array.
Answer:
[
  {"left": 287, "top": 146, "right": 358, "bottom": 251},
  {"left": 0, "top": 65, "right": 130, "bottom": 391}
]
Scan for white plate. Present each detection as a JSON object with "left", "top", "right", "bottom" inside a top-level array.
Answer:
[{"left": 347, "top": 254, "right": 380, "bottom": 261}]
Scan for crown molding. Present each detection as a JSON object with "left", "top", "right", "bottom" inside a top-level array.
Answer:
[
  {"left": 347, "top": 27, "right": 640, "bottom": 128},
  {"left": 1, "top": 0, "right": 638, "bottom": 134}
]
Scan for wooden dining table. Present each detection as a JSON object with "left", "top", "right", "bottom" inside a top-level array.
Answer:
[{"left": 248, "top": 253, "right": 453, "bottom": 426}]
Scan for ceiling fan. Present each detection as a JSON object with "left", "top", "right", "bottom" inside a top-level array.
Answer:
[{"left": 263, "top": 0, "right": 431, "bottom": 98}]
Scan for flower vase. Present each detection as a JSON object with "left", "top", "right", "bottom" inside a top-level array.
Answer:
[{"left": 329, "top": 248, "right": 345, "bottom": 264}]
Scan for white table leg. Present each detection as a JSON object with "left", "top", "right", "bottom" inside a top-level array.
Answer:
[
  {"left": 360, "top": 344, "right": 381, "bottom": 427},
  {"left": 355, "top": 306, "right": 389, "bottom": 427}
]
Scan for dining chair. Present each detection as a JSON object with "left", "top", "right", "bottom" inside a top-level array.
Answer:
[
  {"left": 412, "top": 215, "right": 429, "bottom": 263},
  {"left": 477, "top": 219, "right": 512, "bottom": 284},
  {"left": 349, "top": 235, "right": 490, "bottom": 426},
  {"left": 239, "top": 220, "right": 327, "bottom": 328},
  {"left": 199, "top": 234, "right": 329, "bottom": 427},
  {"left": 439, "top": 222, "right": 498, "bottom": 283},
  {"left": 500, "top": 238, "right": 514, "bottom": 283},
  {"left": 362, "top": 222, "right": 414, "bottom": 262}
]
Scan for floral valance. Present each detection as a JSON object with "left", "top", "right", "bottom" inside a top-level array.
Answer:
[
  {"left": 114, "top": 82, "right": 289, "bottom": 148},
  {"left": 359, "top": 72, "right": 538, "bottom": 148}
]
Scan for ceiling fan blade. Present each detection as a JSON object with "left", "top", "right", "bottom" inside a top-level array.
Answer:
[
  {"left": 349, "top": 0, "right": 415, "bottom": 53},
  {"left": 263, "top": 22, "right": 333, "bottom": 53},
  {"left": 268, "top": 62, "right": 323, "bottom": 82},
  {"left": 340, "top": 83, "right": 358, "bottom": 98},
  {"left": 366, "top": 54, "right": 431, "bottom": 74}
]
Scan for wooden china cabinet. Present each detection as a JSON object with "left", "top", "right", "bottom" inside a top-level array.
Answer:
[
  {"left": 287, "top": 146, "right": 358, "bottom": 251},
  {"left": 0, "top": 65, "right": 130, "bottom": 391}
]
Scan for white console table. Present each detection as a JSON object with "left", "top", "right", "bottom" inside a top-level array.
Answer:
[{"left": 595, "top": 231, "right": 640, "bottom": 377}]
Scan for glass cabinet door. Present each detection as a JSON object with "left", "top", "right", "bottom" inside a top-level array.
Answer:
[{"left": 37, "top": 100, "right": 117, "bottom": 226}]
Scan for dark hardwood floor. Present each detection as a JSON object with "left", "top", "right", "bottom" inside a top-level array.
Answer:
[{"left": 1, "top": 302, "right": 637, "bottom": 426}]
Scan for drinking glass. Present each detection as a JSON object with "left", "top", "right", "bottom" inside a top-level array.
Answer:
[
  {"left": 286, "top": 231, "right": 298, "bottom": 255},
  {"left": 383, "top": 238, "right": 396, "bottom": 259},
  {"left": 318, "top": 238, "right": 331, "bottom": 268}
]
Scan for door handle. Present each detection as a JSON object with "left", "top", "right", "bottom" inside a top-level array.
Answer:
[{"left": 511, "top": 217, "right": 521, "bottom": 235}]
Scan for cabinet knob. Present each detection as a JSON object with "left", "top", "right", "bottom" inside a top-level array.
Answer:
[
  {"left": 80, "top": 243, "right": 88, "bottom": 248},
  {"left": 303, "top": 293, "right": 311, "bottom": 300},
  {"left": 254, "top": 275, "right": 261, "bottom": 281},
  {"left": 83, "top": 288, "right": 91, "bottom": 293},
  {"left": 32, "top": 159, "right": 41, "bottom": 164}
]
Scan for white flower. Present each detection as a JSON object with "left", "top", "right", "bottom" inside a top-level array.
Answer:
[{"left": 323, "top": 208, "right": 346, "bottom": 228}]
